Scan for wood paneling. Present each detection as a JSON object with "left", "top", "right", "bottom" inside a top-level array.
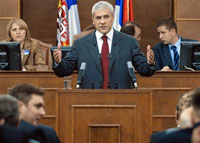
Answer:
[
  {"left": 0, "top": 71, "right": 65, "bottom": 94},
  {"left": 22, "top": 0, "right": 58, "bottom": 44},
  {"left": 151, "top": 88, "right": 191, "bottom": 132},
  {"left": 174, "top": 0, "right": 200, "bottom": 41},
  {"left": 0, "top": 0, "right": 20, "bottom": 40}
]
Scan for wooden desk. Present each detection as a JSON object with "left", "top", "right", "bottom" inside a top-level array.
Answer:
[
  {"left": 69, "top": 71, "right": 200, "bottom": 89},
  {"left": 0, "top": 71, "right": 65, "bottom": 94}
]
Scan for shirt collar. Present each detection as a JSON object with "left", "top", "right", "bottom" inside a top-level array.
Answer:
[
  {"left": 95, "top": 28, "right": 114, "bottom": 41},
  {"left": 169, "top": 36, "right": 181, "bottom": 48}
]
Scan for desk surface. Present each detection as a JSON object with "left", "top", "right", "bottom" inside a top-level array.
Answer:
[
  {"left": 69, "top": 71, "right": 200, "bottom": 89},
  {"left": 0, "top": 71, "right": 200, "bottom": 92}
]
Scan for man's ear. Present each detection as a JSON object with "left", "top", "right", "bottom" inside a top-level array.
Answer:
[
  {"left": 191, "top": 107, "right": 196, "bottom": 125},
  {"left": 0, "top": 118, "right": 5, "bottom": 126},
  {"left": 18, "top": 101, "right": 25, "bottom": 112}
]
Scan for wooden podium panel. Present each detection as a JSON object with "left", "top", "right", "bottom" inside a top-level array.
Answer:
[{"left": 58, "top": 89, "right": 151, "bottom": 143}]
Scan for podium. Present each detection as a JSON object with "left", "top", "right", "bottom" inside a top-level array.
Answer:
[{"left": 57, "top": 89, "right": 151, "bottom": 143}]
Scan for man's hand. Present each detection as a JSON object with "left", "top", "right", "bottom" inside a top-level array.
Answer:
[
  {"left": 53, "top": 45, "right": 62, "bottom": 64},
  {"left": 147, "top": 45, "right": 155, "bottom": 65},
  {"left": 160, "top": 66, "right": 172, "bottom": 71}
]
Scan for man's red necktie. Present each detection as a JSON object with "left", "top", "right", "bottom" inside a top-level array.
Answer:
[{"left": 101, "top": 35, "right": 109, "bottom": 89}]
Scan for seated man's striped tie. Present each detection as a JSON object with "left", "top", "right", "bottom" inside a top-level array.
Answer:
[{"left": 171, "top": 45, "right": 179, "bottom": 70}]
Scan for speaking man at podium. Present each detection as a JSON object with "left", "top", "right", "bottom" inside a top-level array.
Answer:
[{"left": 53, "top": 1, "right": 155, "bottom": 89}]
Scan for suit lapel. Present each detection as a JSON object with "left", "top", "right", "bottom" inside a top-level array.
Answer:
[
  {"left": 109, "top": 31, "right": 123, "bottom": 72},
  {"left": 86, "top": 33, "right": 102, "bottom": 72},
  {"left": 162, "top": 44, "right": 173, "bottom": 68}
]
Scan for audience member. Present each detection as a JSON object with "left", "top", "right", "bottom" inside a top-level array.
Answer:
[
  {"left": 9, "top": 83, "right": 60, "bottom": 143},
  {"left": 157, "top": 87, "right": 200, "bottom": 143},
  {"left": 0, "top": 95, "right": 28, "bottom": 143},
  {"left": 53, "top": 1, "right": 155, "bottom": 89},
  {"left": 176, "top": 91, "right": 193, "bottom": 128},
  {"left": 0, "top": 95, "right": 19, "bottom": 126},
  {"left": 120, "top": 21, "right": 141, "bottom": 41},
  {"left": 3, "top": 17, "right": 46, "bottom": 71},
  {"left": 152, "top": 17, "right": 196, "bottom": 71}
]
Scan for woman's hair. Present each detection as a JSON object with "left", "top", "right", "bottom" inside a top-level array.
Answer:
[{"left": 6, "top": 17, "right": 31, "bottom": 41}]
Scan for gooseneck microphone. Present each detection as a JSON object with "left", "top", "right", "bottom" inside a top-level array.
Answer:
[
  {"left": 127, "top": 61, "right": 138, "bottom": 89},
  {"left": 76, "top": 62, "right": 86, "bottom": 89}
]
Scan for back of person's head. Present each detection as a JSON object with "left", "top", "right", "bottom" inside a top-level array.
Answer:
[
  {"left": 156, "top": 17, "right": 177, "bottom": 32},
  {"left": 177, "top": 91, "right": 193, "bottom": 115},
  {"left": 175, "top": 91, "right": 193, "bottom": 128},
  {"left": 6, "top": 17, "right": 31, "bottom": 41},
  {"left": 120, "top": 25, "right": 135, "bottom": 36},
  {"left": 91, "top": 1, "right": 114, "bottom": 16},
  {"left": 191, "top": 87, "right": 200, "bottom": 120},
  {"left": 123, "top": 21, "right": 140, "bottom": 28},
  {"left": 0, "top": 95, "right": 19, "bottom": 126},
  {"left": 9, "top": 83, "right": 44, "bottom": 105}
]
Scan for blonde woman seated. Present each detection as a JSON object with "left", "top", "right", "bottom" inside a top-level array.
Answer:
[{"left": 3, "top": 17, "right": 45, "bottom": 71}]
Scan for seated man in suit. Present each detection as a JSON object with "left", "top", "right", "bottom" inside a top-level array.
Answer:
[
  {"left": 53, "top": 1, "right": 155, "bottom": 89},
  {"left": 150, "top": 90, "right": 193, "bottom": 143},
  {"left": 0, "top": 95, "right": 28, "bottom": 143},
  {"left": 153, "top": 17, "right": 196, "bottom": 71},
  {"left": 9, "top": 83, "right": 60, "bottom": 143},
  {"left": 120, "top": 21, "right": 141, "bottom": 41},
  {"left": 157, "top": 87, "right": 200, "bottom": 143}
]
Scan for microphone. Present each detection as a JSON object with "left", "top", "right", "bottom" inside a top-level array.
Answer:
[
  {"left": 127, "top": 61, "right": 138, "bottom": 89},
  {"left": 76, "top": 62, "right": 86, "bottom": 89}
]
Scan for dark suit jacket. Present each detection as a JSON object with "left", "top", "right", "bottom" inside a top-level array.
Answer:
[
  {"left": 150, "top": 128, "right": 178, "bottom": 143},
  {"left": 0, "top": 124, "right": 28, "bottom": 143},
  {"left": 19, "top": 120, "right": 47, "bottom": 143},
  {"left": 54, "top": 30, "right": 155, "bottom": 89},
  {"left": 38, "top": 124, "right": 60, "bottom": 143},
  {"left": 153, "top": 38, "right": 196, "bottom": 70},
  {"left": 157, "top": 123, "right": 200, "bottom": 143}
]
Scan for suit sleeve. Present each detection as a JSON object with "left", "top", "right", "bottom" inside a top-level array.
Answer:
[
  {"left": 152, "top": 45, "right": 162, "bottom": 70},
  {"left": 131, "top": 39, "right": 155, "bottom": 76}
]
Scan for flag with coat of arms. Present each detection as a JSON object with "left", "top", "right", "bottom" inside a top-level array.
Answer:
[{"left": 57, "top": 0, "right": 81, "bottom": 46}]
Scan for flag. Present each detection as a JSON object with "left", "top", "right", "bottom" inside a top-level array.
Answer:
[
  {"left": 113, "top": 0, "right": 134, "bottom": 31},
  {"left": 57, "top": 0, "right": 81, "bottom": 46}
]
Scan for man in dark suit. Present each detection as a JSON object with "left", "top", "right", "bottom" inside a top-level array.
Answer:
[
  {"left": 153, "top": 17, "right": 195, "bottom": 71},
  {"left": 53, "top": 1, "right": 155, "bottom": 89},
  {"left": 0, "top": 95, "right": 28, "bottom": 143},
  {"left": 38, "top": 124, "right": 60, "bottom": 143},
  {"left": 9, "top": 83, "right": 60, "bottom": 143}
]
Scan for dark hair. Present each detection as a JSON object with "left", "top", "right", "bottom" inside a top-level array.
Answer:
[
  {"left": 0, "top": 95, "right": 19, "bottom": 126},
  {"left": 120, "top": 25, "right": 136, "bottom": 36},
  {"left": 123, "top": 21, "right": 140, "bottom": 28},
  {"left": 9, "top": 83, "right": 44, "bottom": 105},
  {"left": 156, "top": 17, "right": 177, "bottom": 32}
]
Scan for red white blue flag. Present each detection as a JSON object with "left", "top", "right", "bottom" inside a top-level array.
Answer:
[
  {"left": 113, "top": 0, "right": 134, "bottom": 31},
  {"left": 57, "top": 0, "right": 81, "bottom": 46}
]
